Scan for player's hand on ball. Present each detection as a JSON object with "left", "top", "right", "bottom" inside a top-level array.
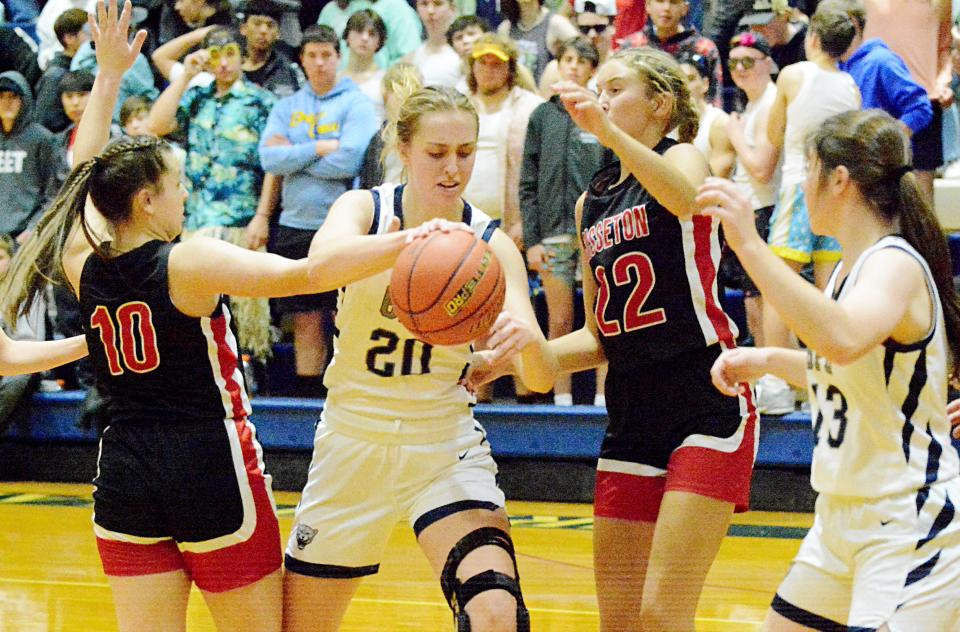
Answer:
[
  {"left": 482, "top": 310, "right": 538, "bottom": 366},
  {"left": 948, "top": 398, "right": 960, "bottom": 440},
  {"left": 711, "top": 347, "right": 767, "bottom": 397},
  {"left": 460, "top": 350, "right": 516, "bottom": 392},
  {"left": 405, "top": 218, "right": 473, "bottom": 244}
]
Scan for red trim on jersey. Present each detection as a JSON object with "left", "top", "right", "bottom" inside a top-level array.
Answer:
[
  {"left": 210, "top": 314, "right": 247, "bottom": 421},
  {"left": 668, "top": 408, "right": 758, "bottom": 514},
  {"left": 181, "top": 417, "right": 282, "bottom": 593},
  {"left": 692, "top": 215, "right": 737, "bottom": 349},
  {"left": 97, "top": 538, "right": 186, "bottom": 577},
  {"left": 594, "top": 471, "right": 665, "bottom": 522}
]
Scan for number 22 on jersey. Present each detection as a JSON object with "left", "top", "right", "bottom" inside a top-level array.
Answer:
[
  {"left": 90, "top": 302, "right": 161, "bottom": 375},
  {"left": 594, "top": 252, "right": 666, "bottom": 336}
]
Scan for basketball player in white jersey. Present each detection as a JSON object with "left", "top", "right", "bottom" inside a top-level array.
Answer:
[
  {"left": 698, "top": 108, "right": 960, "bottom": 630},
  {"left": 283, "top": 85, "right": 556, "bottom": 632}
]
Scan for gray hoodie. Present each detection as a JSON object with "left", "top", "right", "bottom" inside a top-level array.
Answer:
[{"left": 0, "top": 71, "right": 59, "bottom": 236}]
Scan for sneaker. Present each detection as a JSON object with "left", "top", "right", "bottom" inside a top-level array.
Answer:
[
  {"left": 554, "top": 393, "right": 573, "bottom": 406},
  {"left": 756, "top": 374, "right": 795, "bottom": 415},
  {"left": 593, "top": 393, "right": 606, "bottom": 408}
]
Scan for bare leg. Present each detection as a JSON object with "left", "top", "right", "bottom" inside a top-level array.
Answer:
[
  {"left": 540, "top": 271, "right": 575, "bottom": 399},
  {"left": 293, "top": 311, "right": 326, "bottom": 378},
  {"left": 640, "top": 491, "right": 734, "bottom": 632},
  {"left": 203, "top": 569, "right": 282, "bottom": 632},
  {"left": 418, "top": 508, "right": 521, "bottom": 632},
  {"left": 282, "top": 571, "right": 364, "bottom": 632},
  {"left": 594, "top": 517, "right": 655, "bottom": 631},
  {"left": 108, "top": 570, "right": 192, "bottom": 632}
]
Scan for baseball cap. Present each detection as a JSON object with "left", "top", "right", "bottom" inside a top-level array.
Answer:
[
  {"left": 738, "top": 0, "right": 793, "bottom": 27},
  {"left": 573, "top": 0, "right": 618, "bottom": 16},
  {"left": 471, "top": 41, "right": 510, "bottom": 62}
]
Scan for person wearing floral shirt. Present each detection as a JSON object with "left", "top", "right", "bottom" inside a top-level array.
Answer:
[{"left": 147, "top": 25, "right": 279, "bottom": 363}]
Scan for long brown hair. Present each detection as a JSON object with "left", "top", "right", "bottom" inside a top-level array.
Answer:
[
  {"left": 0, "top": 135, "right": 172, "bottom": 325},
  {"left": 809, "top": 109, "right": 960, "bottom": 379}
]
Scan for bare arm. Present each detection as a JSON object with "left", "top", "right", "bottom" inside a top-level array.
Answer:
[
  {"left": 487, "top": 230, "right": 556, "bottom": 392},
  {"left": 151, "top": 25, "right": 214, "bottom": 81},
  {"left": 146, "top": 68, "right": 194, "bottom": 137},
  {"left": 711, "top": 346, "right": 808, "bottom": 396},
  {"left": 766, "top": 70, "right": 793, "bottom": 150},
  {"left": 708, "top": 111, "right": 736, "bottom": 178},
  {"left": 73, "top": 0, "right": 148, "bottom": 165},
  {"left": 0, "top": 330, "right": 88, "bottom": 376},
  {"left": 549, "top": 194, "right": 607, "bottom": 372},
  {"left": 726, "top": 101, "right": 779, "bottom": 183}
]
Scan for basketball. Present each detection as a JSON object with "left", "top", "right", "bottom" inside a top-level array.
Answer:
[{"left": 390, "top": 230, "right": 506, "bottom": 346}]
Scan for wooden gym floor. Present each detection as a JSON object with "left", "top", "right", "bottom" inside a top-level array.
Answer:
[{"left": 0, "top": 482, "right": 810, "bottom": 631}]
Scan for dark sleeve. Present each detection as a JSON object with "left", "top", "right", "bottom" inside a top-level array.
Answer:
[
  {"left": 0, "top": 30, "right": 41, "bottom": 92},
  {"left": 33, "top": 68, "right": 68, "bottom": 132},
  {"left": 520, "top": 105, "right": 544, "bottom": 248}
]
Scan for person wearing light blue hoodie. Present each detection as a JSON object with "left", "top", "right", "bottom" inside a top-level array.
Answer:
[{"left": 259, "top": 24, "right": 378, "bottom": 398}]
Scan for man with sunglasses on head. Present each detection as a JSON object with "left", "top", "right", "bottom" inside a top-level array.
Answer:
[
  {"left": 620, "top": 0, "right": 724, "bottom": 107},
  {"left": 147, "top": 26, "right": 280, "bottom": 363}
]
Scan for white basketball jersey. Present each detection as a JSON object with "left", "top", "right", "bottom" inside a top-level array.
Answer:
[
  {"left": 808, "top": 236, "right": 960, "bottom": 498},
  {"left": 322, "top": 183, "right": 500, "bottom": 438}
]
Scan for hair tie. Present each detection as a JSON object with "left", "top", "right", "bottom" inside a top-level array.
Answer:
[{"left": 895, "top": 164, "right": 912, "bottom": 180}]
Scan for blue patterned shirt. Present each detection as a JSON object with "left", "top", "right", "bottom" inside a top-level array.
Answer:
[{"left": 177, "top": 79, "right": 276, "bottom": 230}]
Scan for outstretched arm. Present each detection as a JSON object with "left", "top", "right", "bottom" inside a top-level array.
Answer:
[
  {"left": 0, "top": 330, "right": 88, "bottom": 376},
  {"left": 73, "top": 0, "right": 148, "bottom": 165}
]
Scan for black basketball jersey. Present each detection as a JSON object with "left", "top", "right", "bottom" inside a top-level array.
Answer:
[
  {"left": 581, "top": 139, "right": 738, "bottom": 371},
  {"left": 79, "top": 240, "right": 252, "bottom": 424}
]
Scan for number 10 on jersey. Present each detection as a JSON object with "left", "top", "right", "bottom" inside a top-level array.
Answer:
[{"left": 90, "top": 302, "right": 161, "bottom": 375}]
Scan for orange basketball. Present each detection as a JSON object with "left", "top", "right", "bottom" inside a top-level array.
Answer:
[{"left": 390, "top": 230, "right": 506, "bottom": 346}]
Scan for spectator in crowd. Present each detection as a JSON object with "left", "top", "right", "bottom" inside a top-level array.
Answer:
[
  {"left": 861, "top": 0, "right": 952, "bottom": 203},
  {"left": 1, "top": 0, "right": 39, "bottom": 41},
  {"left": 463, "top": 33, "right": 543, "bottom": 402},
  {"left": 448, "top": 14, "right": 491, "bottom": 59},
  {"left": 723, "top": 31, "right": 780, "bottom": 348},
  {"left": 53, "top": 69, "right": 94, "bottom": 179},
  {"left": 0, "top": 71, "right": 58, "bottom": 244},
  {"left": 621, "top": 0, "right": 724, "bottom": 106},
  {"left": 738, "top": 0, "right": 807, "bottom": 74},
  {"left": 318, "top": 0, "right": 421, "bottom": 69},
  {"left": 148, "top": 25, "right": 279, "bottom": 362},
  {"left": 464, "top": 33, "right": 543, "bottom": 248},
  {"left": 538, "top": 0, "right": 616, "bottom": 96},
  {"left": 0, "top": 233, "right": 46, "bottom": 434},
  {"left": 119, "top": 94, "right": 152, "bottom": 134},
  {"left": 158, "top": 0, "right": 234, "bottom": 46},
  {"left": 756, "top": 3, "right": 861, "bottom": 414},
  {"left": 36, "top": 0, "right": 94, "bottom": 70},
  {"left": 403, "top": 0, "right": 464, "bottom": 88},
  {"left": 35, "top": 7, "right": 89, "bottom": 132},
  {"left": 498, "top": 0, "right": 579, "bottom": 83},
  {"left": 341, "top": 8, "right": 387, "bottom": 123},
  {"left": 239, "top": 0, "right": 302, "bottom": 99},
  {"left": 358, "top": 61, "right": 422, "bottom": 189},
  {"left": 259, "top": 24, "right": 378, "bottom": 397},
  {"left": 676, "top": 50, "right": 734, "bottom": 177},
  {"left": 827, "top": 0, "right": 933, "bottom": 150},
  {"left": 0, "top": 25, "right": 41, "bottom": 89},
  {"left": 71, "top": 6, "right": 158, "bottom": 125},
  {"left": 521, "top": 36, "right": 609, "bottom": 407}
]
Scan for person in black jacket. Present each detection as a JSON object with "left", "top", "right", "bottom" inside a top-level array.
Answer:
[{"left": 519, "top": 36, "right": 610, "bottom": 406}]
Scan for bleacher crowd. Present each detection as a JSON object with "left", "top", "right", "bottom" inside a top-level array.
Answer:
[{"left": 0, "top": 0, "right": 955, "bottom": 423}]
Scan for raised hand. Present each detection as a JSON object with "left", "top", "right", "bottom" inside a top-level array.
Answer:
[
  {"left": 89, "top": 0, "right": 148, "bottom": 79},
  {"left": 553, "top": 80, "right": 612, "bottom": 145},
  {"left": 695, "top": 177, "right": 762, "bottom": 254}
]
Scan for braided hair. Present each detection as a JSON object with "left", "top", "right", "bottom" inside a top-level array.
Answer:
[{"left": 1, "top": 135, "right": 172, "bottom": 326}]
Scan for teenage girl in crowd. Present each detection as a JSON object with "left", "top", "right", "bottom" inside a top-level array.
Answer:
[
  {"left": 282, "top": 85, "right": 555, "bottom": 631},
  {"left": 548, "top": 47, "right": 757, "bottom": 631},
  {"left": 700, "top": 108, "right": 960, "bottom": 631},
  {"left": 0, "top": 3, "right": 330, "bottom": 630}
]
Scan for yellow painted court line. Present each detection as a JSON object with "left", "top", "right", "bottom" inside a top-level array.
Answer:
[
  {"left": 0, "top": 577, "right": 761, "bottom": 626},
  {"left": 0, "top": 493, "right": 46, "bottom": 503}
]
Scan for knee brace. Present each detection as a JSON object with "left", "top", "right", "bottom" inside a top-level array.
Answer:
[{"left": 439, "top": 527, "right": 530, "bottom": 632}]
